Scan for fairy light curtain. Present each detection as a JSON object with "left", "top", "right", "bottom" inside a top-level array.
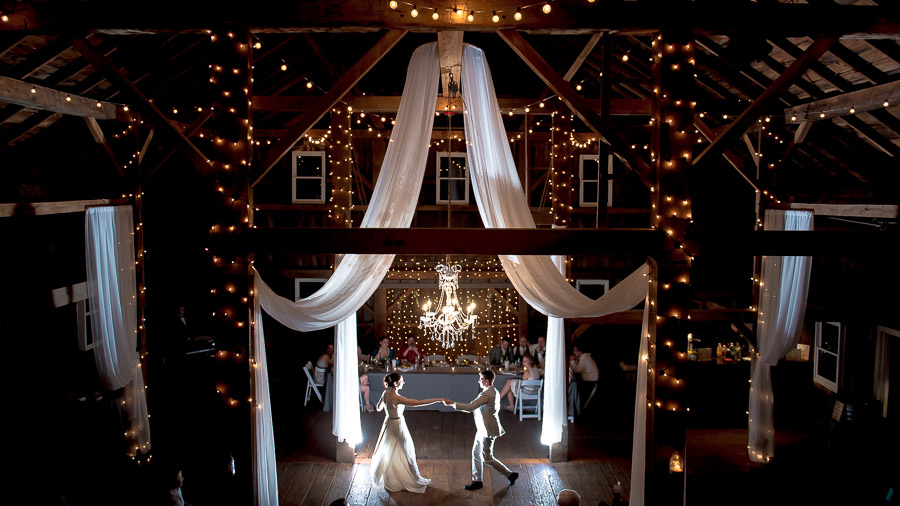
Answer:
[
  {"left": 85, "top": 205, "right": 151, "bottom": 457},
  {"left": 748, "top": 209, "right": 813, "bottom": 463}
]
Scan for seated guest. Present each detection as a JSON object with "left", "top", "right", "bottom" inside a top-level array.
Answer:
[
  {"left": 488, "top": 338, "right": 513, "bottom": 366},
  {"left": 510, "top": 336, "right": 532, "bottom": 363},
  {"left": 531, "top": 335, "right": 547, "bottom": 367},
  {"left": 168, "top": 467, "right": 191, "bottom": 506},
  {"left": 357, "top": 345, "right": 368, "bottom": 363},
  {"left": 371, "top": 336, "right": 394, "bottom": 363},
  {"left": 314, "top": 343, "right": 334, "bottom": 384},
  {"left": 498, "top": 355, "right": 541, "bottom": 412},
  {"left": 569, "top": 344, "right": 599, "bottom": 409},
  {"left": 359, "top": 371, "right": 373, "bottom": 412},
  {"left": 399, "top": 335, "right": 422, "bottom": 363}
]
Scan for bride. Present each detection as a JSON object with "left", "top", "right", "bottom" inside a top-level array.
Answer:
[{"left": 371, "top": 372, "right": 442, "bottom": 493}]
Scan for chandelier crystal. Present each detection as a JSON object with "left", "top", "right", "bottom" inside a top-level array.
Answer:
[{"left": 419, "top": 262, "right": 477, "bottom": 348}]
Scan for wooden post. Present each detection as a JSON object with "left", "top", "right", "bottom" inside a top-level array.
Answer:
[{"left": 648, "top": 30, "right": 694, "bottom": 506}]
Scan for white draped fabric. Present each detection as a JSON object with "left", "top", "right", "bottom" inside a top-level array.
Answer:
[
  {"left": 85, "top": 205, "right": 151, "bottom": 456},
  {"left": 251, "top": 296, "right": 278, "bottom": 506},
  {"left": 254, "top": 42, "right": 440, "bottom": 332},
  {"left": 748, "top": 209, "right": 813, "bottom": 462},
  {"left": 630, "top": 300, "right": 652, "bottom": 506},
  {"left": 541, "top": 255, "right": 568, "bottom": 445},
  {"left": 333, "top": 315, "right": 363, "bottom": 445}
]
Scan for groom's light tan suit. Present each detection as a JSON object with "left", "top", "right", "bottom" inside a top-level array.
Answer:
[{"left": 453, "top": 387, "right": 513, "bottom": 482}]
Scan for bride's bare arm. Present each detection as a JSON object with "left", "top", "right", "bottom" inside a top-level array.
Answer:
[
  {"left": 376, "top": 391, "right": 386, "bottom": 411},
  {"left": 395, "top": 395, "right": 442, "bottom": 407}
]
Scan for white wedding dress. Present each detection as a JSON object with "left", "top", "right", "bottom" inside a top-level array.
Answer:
[{"left": 370, "top": 390, "right": 430, "bottom": 493}]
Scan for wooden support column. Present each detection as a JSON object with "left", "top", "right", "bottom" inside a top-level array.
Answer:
[
  {"left": 551, "top": 112, "right": 575, "bottom": 227},
  {"left": 648, "top": 31, "right": 694, "bottom": 506},
  {"left": 328, "top": 107, "right": 354, "bottom": 227}
]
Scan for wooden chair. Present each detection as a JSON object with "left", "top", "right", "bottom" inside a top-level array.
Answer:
[
  {"left": 516, "top": 379, "right": 543, "bottom": 420},
  {"left": 303, "top": 361, "right": 324, "bottom": 406}
]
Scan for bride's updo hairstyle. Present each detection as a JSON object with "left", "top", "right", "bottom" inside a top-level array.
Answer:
[{"left": 383, "top": 372, "right": 402, "bottom": 389}]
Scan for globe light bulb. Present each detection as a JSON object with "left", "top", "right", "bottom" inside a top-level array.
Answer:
[
  {"left": 432, "top": 10, "right": 439, "bottom": 20},
  {"left": 492, "top": 11, "right": 499, "bottom": 23},
  {"left": 514, "top": 8, "right": 522, "bottom": 20},
  {"left": 389, "top": 0, "right": 398, "bottom": 9},
  {"left": 543, "top": 2, "right": 551, "bottom": 14},
  {"left": 411, "top": 5, "right": 418, "bottom": 17}
]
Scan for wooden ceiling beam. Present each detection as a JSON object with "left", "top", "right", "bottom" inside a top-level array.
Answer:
[
  {"left": 83, "top": 117, "right": 125, "bottom": 179},
  {"left": 694, "top": 36, "right": 840, "bottom": 168},
  {"left": 9, "top": 1, "right": 900, "bottom": 36},
  {"left": 768, "top": 203, "right": 898, "bottom": 219},
  {"left": 71, "top": 37, "right": 214, "bottom": 178},
  {"left": 784, "top": 80, "right": 900, "bottom": 122},
  {"left": 252, "top": 28, "right": 407, "bottom": 187},
  {"left": 498, "top": 29, "right": 653, "bottom": 188},
  {"left": 694, "top": 115, "right": 759, "bottom": 193},
  {"left": 252, "top": 95, "right": 651, "bottom": 115},
  {"left": 0, "top": 75, "right": 119, "bottom": 119}
]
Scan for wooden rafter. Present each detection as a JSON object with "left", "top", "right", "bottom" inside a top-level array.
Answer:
[
  {"left": 784, "top": 80, "right": 900, "bottom": 122},
  {"left": 252, "top": 28, "right": 407, "bottom": 187},
  {"left": 498, "top": 29, "right": 653, "bottom": 189},
  {"left": 83, "top": 117, "right": 125, "bottom": 178},
  {"left": 694, "top": 36, "right": 840, "bottom": 168},
  {"left": 0, "top": 75, "right": 118, "bottom": 119},
  {"left": 694, "top": 115, "right": 759, "bottom": 193},
  {"left": 137, "top": 110, "right": 214, "bottom": 186},
  {"left": 70, "top": 37, "right": 214, "bottom": 178}
]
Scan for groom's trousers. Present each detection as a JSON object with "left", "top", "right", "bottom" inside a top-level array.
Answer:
[{"left": 472, "top": 436, "right": 512, "bottom": 482}]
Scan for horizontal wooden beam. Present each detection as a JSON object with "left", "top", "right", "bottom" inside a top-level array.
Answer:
[
  {"left": 0, "top": 75, "right": 118, "bottom": 119},
  {"left": 769, "top": 203, "right": 899, "bottom": 219},
  {"left": 0, "top": 198, "right": 127, "bottom": 217},
  {"left": 253, "top": 95, "right": 651, "bottom": 115},
  {"left": 212, "top": 227, "right": 897, "bottom": 256},
  {"left": 213, "top": 228, "right": 665, "bottom": 255},
  {"left": 10, "top": 1, "right": 899, "bottom": 36},
  {"left": 784, "top": 80, "right": 900, "bottom": 123}
]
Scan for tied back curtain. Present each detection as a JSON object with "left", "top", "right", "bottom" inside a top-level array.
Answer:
[
  {"left": 85, "top": 205, "right": 151, "bottom": 456},
  {"left": 541, "top": 255, "right": 567, "bottom": 445},
  {"left": 461, "top": 43, "right": 650, "bottom": 319},
  {"left": 748, "top": 209, "right": 813, "bottom": 462},
  {"left": 254, "top": 41, "right": 441, "bottom": 332}
]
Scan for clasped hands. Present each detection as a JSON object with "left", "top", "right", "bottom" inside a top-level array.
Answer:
[{"left": 440, "top": 397, "right": 453, "bottom": 406}]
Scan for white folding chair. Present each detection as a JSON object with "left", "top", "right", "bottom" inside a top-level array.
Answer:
[
  {"left": 456, "top": 354, "right": 478, "bottom": 363},
  {"left": 516, "top": 379, "right": 543, "bottom": 421},
  {"left": 425, "top": 354, "right": 446, "bottom": 362},
  {"left": 303, "top": 361, "right": 324, "bottom": 406}
]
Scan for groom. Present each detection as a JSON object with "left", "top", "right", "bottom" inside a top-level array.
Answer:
[{"left": 443, "top": 370, "right": 519, "bottom": 490}]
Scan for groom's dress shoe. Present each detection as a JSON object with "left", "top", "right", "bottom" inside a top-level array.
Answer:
[
  {"left": 508, "top": 472, "right": 519, "bottom": 486},
  {"left": 464, "top": 481, "right": 484, "bottom": 491}
]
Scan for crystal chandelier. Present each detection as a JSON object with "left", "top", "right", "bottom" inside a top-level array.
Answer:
[{"left": 419, "top": 262, "right": 477, "bottom": 348}]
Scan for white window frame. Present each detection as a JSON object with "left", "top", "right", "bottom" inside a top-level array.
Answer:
[
  {"left": 578, "top": 154, "right": 614, "bottom": 208},
  {"left": 814, "top": 321, "right": 842, "bottom": 393},
  {"left": 576, "top": 279, "right": 610, "bottom": 296},
  {"left": 291, "top": 150, "right": 326, "bottom": 203},
  {"left": 294, "top": 278, "right": 329, "bottom": 302},
  {"left": 76, "top": 299, "right": 96, "bottom": 351},
  {"left": 435, "top": 151, "right": 469, "bottom": 204}
]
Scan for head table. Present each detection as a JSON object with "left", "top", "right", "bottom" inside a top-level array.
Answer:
[{"left": 365, "top": 365, "right": 524, "bottom": 412}]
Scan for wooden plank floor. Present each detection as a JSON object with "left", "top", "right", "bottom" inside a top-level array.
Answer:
[{"left": 275, "top": 407, "right": 632, "bottom": 506}]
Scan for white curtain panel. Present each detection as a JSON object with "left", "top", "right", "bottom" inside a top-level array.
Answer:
[
  {"left": 748, "top": 209, "right": 813, "bottom": 462},
  {"left": 630, "top": 300, "right": 651, "bottom": 506},
  {"left": 254, "top": 42, "right": 441, "bottom": 332},
  {"left": 333, "top": 315, "right": 363, "bottom": 445},
  {"left": 251, "top": 296, "right": 278, "bottom": 506},
  {"left": 85, "top": 205, "right": 151, "bottom": 456},
  {"left": 541, "top": 255, "right": 567, "bottom": 445}
]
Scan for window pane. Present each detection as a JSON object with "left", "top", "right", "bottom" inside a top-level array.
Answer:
[
  {"left": 85, "top": 314, "right": 93, "bottom": 347},
  {"left": 449, "top": 180, "right": 466, "bottom": 201},
  {"left": 295, "top": 155, "right": 323, "bottom": 178},
  {"left": 820, "top": 324, "right": 839, "bottom": 353},
  {"left": 582, "top": 182, "right": 599, "bottom": 203},
  {"left": 578, "top": 282, "right": 607, "bottom": 299},
  {"left": 295, "top": 179, "right": 323, "bottom": 201},
  {"left": 449, "top": 156, "right": 467, "bottom": 178},
  {"left": 582, "top": 159, "right": 600, "bottom": 180},
  {"left": 438, "top": 155, "right": 450, "bottom": 176},
  {"left": 817, "top": 350, "right": 837, "bottom": 383},
  {"left": 297, "top": 281, "right": 325, "bottom": 300},
  {"left": 439, "top": 180, "right": 449, "bottom": 202}
]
